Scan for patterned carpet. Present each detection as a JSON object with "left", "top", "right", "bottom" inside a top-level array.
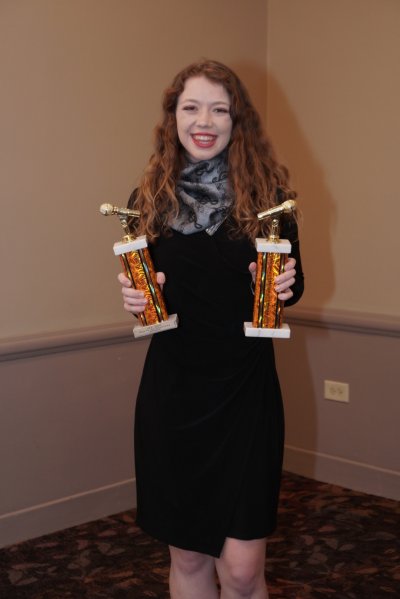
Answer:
[{"left": 0, "top": 472, "right": 399, "bottom": 598}]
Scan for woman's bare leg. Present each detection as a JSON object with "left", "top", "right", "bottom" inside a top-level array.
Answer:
[
  {"left": 169, "top": 545, "right": 219, "bottom": 599},
  {"left": 215, "top": 537, "right": 268, "bottom": 599}
]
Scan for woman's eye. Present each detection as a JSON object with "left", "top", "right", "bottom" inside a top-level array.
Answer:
[
  {"left": 183, "top": 105, "right": 196, "bottom": 111},
  {"left": 215, "top": 107, "right": 229, "bottom": 114}
]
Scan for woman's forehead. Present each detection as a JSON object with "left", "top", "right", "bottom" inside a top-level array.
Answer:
[{"left": 178, "top": 76, "right": 230, "bottom": 103}]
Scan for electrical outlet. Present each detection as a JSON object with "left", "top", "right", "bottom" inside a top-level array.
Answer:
[{"left": 324, "top": 380, "right": 349, "bottom": 403}]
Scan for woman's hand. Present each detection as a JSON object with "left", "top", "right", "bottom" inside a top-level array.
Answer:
[
  {"left": 275, "top": 257, "right": 296, "bottom": 301},
  {"left": 117, "top": 272, "right": 166, "bottom": 315},
  {"left": 248, "top": 257, "right": 297, "bottom": 301}
]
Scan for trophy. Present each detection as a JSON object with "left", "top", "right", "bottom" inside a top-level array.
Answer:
[
  {"left": 244, "top": 199, "right": 296, "bottom": 338},
  {"left": 100, "top": 203, "right": 178, "bottom": 338}
]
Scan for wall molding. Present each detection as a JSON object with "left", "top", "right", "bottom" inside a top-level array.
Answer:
[
  {"left": 284, "top": 445, "right": 400, "bottom": 501},
  {"left": 1, "top": 308, "right": 399, "bottom": 363},
  {"left": 286, "top": 307, "right": 400, "bottom": 338},
  {"left": 0, "top": 478, "right": 136, "bottom": 549},
  {"left": 0, "top": 321, "right": 137, "bottom": 362}
]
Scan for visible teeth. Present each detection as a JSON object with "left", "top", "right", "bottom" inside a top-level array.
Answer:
[{"left": 193, "top": 135, "right": 215, "bottom": 141}]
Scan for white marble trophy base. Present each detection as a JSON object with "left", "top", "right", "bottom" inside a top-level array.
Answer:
[
  {"left": 133, "top": 313, "right": 178, "bottom": 338},
  {"left": 113, "top": 235, "right": 148, "bottom": 255},
  {"left": 255, "top": 237, "right": 291, "bottom": 253},
  {"left": 244, "top": 322, "right": 291, "bottom": 339}
]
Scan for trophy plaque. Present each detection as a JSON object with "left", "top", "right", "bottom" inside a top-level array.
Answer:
[
  {"left": 244, "top": 199, "right": 296, "bottom": 339},
  {"left": 100, "top": 203, "right": 178, "bottom": 338}
]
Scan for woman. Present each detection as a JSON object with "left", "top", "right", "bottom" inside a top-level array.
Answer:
[{"left": 119, "top": 60, "right": 304, "bottom": 599}]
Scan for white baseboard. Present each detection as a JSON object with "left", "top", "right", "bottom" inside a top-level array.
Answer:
[
  {"left": 284, "top": 444, "right": 400, "bottom": 501},
  {"left": 0, "top": 478, "right": 136, "bottom": 549}
]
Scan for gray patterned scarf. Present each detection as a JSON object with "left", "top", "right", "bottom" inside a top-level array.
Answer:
[{"left": 170, "top": 151, "right": 232, "bottom": 235}]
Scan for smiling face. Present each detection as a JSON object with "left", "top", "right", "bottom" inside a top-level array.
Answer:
[{"left": 175, "top": 76, "right": 232, "bottom": 162}]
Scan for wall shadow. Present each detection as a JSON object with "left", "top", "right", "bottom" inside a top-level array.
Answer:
[
  {"left": 266, "top": 72, "right": 337, "bottom": 477},
  {"left": 230, "top": 62, "right": 338, "bottom": 478}
]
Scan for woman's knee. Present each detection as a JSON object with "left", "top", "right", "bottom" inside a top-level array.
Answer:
[
  {"left": 222, "top": 561, "right": 264, "bottom": 594},
  {"left": 217, "top": 538, "right": 266, "bottom": 594},
  {"left": 169, "top": 546, "right": 214, "bottom": 577}
]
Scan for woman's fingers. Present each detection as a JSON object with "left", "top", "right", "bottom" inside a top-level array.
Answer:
[
  {"left": 117, "top": 271, "right": 166, "bottom": 314},
  {"left": 156, "top": 271, "right": 166, "bottom": 290},
  {"left": 277, "top": 287, "right": 294, "bottom": 301},
  {"left": 275, "top": 257, "right": 296, "bottom": 298},
  {"left": 248, "top": 262, "right": 257, "bottom": 283},
  {"left": 117, "top": 272, "right": 132, "bottom": 287},
  {"left": 249, "top": 257, "right": 296, "bottom": 299},
  {"left": 117, "top": 272, "right": 146, "bottom": 314},
  {"left": 122, "top": 289, "right": 147, "bottom": 314}
]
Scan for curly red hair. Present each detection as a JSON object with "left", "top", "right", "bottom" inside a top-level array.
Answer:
[{"left": 132, "top": 59, "right": 296, "bottom": 242}]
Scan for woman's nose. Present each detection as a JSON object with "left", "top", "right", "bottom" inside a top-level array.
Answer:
[{"left": 196, "top": 108, "right": 212, "bottom": 127}]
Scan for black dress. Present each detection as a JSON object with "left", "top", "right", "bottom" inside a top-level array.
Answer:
[{"left": 133, "top": 219, "right": 304, "bottom": 558}]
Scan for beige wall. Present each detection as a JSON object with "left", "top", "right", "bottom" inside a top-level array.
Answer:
[
  {"left": 267, "top": 0, "right": 400, "bottom": 317},
  {"left": 0, "top": 0, "right": 267, "bottom": 340}
]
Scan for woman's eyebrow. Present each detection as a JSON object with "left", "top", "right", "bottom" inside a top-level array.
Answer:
[{"left": 179, "top": 98, "right": 230, "bottom": 106}]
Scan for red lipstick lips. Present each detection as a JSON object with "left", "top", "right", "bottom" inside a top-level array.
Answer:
[{"left": 191, "top": 134, "right": 217, "bottom": 148}]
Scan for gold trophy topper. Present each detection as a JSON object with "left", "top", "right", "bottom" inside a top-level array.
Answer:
[
  {"left": 100, "top": 203, "right": 178, "bottom": 338},
  {"left": 244, "top": 199, "right": 296, "bottom": 339}
]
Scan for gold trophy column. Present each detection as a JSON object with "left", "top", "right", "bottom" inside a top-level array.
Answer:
[{"left": 119, "top": 246, "right": 168, "bottom": 327}]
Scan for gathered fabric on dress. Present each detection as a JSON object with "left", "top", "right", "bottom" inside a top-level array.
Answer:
[{"left": 133, "top": 219, "right": 304, "bottom": 557}]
